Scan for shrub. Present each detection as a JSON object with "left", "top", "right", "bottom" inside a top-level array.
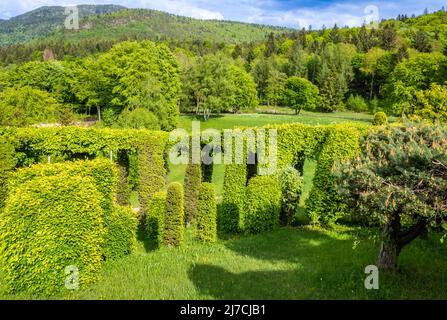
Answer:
[
  {"left": 104, "top": 204, "right": 139, "bottom": 260},
  {"left": 243, "top": 176, "right": 282, "bottom": 234},
  {"left": 221, "top": 164, "right": 246, "bottom": 233},
  {"left": 197, "top": 183, "right": 217, "bottom": 242},
  {"left": 184, "top": 163, "right": 201, "bottom": 224},
  {"left": 278, "top": 166, "right": 303, "bottom": 225},
  {"left": 117, "top": 108, "right": 160, "bottom": 130},
  {"left": 0, "top": 174, "right": 105, "bottom": 295},
  {"left": 146, "top": 191, "right": 166, "bottom": 247},
  {"left": 346, "top": 94, "right": 368, "bottom": 112},
  {"left": 164, "top": 182, "right": 184, "bottom": 246},
  {"left": 372, "top": 112, "right": 388, "bottom": 126},
  {"left": 0, "top": 136, "right": 16, "bottom": 210}
]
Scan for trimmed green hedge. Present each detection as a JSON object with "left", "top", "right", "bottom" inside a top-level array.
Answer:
[
  {"left": 104, "top": 204, "right": 139, "bottom": 260},
  {"left": 243, "top": 176, "right": 282, "bottom": 234},
  {"left": 184, "top": 163, "right": 201, "bottom": 224},
  {"left": 164, "top": 182, "right": 184, "bottom": 246},
  {"left": 0, "top": 136, "right": 16, "bottom": 210},
  {"left": 0, "top": 173, "right": 105, "bottom": 295},
  {"left": 8, "top": 158, "right": 118, "bottom": 214},
  {"left": 146, "top": 191, "right": 167, "bottom": 247},
  {"left": 197, "top": 183, "right": 217, "bottom": 242},
  {"left": 373, "top": 112, "right": 388, "bottom": 126}
]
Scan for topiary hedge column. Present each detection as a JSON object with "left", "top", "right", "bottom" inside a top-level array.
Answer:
[
  {"left": 244, "top": 175, "right": 282, "bottom": 234},
  {"left": 163, "top": 182, "right": 184, "bottom": 246},
  {"left": 197, "top": 183, "right": 217, "bottom": 242},
  {"left": 184, "top": 163, "right": 201, "bottom": 224},
  {"left": 0, "top": 136, "right": 16, "bottom": 211},
  {"left": 146, "top": 191, "right": 167, "bottom": 247}
]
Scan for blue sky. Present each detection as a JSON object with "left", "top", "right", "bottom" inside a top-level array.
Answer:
[{"left": 1, "top": 0, "right": 446, "bottom": 28}]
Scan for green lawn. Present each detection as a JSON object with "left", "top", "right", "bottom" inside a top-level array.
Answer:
[
  {"left": 3, "top": 226, "right": 445, "bottom": 300},
  {"left": 177, "top": 111, "right": 376, "bottom": 132}
]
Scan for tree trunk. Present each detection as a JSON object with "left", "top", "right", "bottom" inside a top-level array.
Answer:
[
  {"left": 97, "top": 105, "right": 101, "bottom": 122},
  {"left": 369, "top": 73, "right": 375, "bottom": 101},
  {"left": 378, "top": 214, "right": 401, "bottom": 271}
]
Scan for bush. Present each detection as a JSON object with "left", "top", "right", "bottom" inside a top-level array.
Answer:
[
  {"left": 243, "top": 176, "right": 282, "bottom": 234},
  {"left": 164, "top": 182, "right": 184, "bottom": 246},
  {"left": 278, "top": 166, "right": 303, "bottom": 225},
  {"left": 221, "top": 164, "right": 246, "bottom": 233},
  {"left": 346, "top": 94, "right": 368, "bottom": 112},
  {"left": 184, "top": 163, "right": 201, "bottom": 224},
  {"left": 117, "top": 108, "right": 160, "bottom": 130},
  {"left": 0, "top": 174, "right": 105, "bottom": 295},
  {"left": 197, "top": 183, "right": 217, "bottom": 242},
  {"left": 146, "top": 191, "right": 166, "bottom": 247},
  {"left": 0, "top": 136, "right": 16, "bottom": 210},
  {"left": 372, "top": 112, "right": 388, "bottom": 125},
  {"left": 104, "top": 204, "right": 139, "bottom": 260}
]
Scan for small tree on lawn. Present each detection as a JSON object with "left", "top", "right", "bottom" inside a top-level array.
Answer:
[
  {"left": 282, "top": 76, "right": 320, "bottom": 115},
  {"left": 335, "top": 121, "right": 447, "bottom": 270}
]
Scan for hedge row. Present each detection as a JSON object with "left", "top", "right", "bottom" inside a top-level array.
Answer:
[
  {"left": 0, "top": 159, "right": 139, "bottom": 295},
  {"left": 163, "top": 182, "right": 185, "bottom": 246},
  {"left": 0, "top": 173, "right": 105, "bottom": 295},
  {"left": 197, "top": 183, "right": 217, "bottom": 242},
  {"left": 221, "top": 123, "right": 368, "bottom": 229},
  {"left": 146, "top": 191, "right": 167, "bottom": 247},
  {"left": 184, "top": 163, "right": 201, "bottom": 224},
  {"left": 0, "top": 127, "right": 169, "bottom": 220},
  {"left": 0, "top": 136, "right": 16, "bottom": 210},
  {"left": 244, "top": 176, "right": 282, "bottom": 234}
]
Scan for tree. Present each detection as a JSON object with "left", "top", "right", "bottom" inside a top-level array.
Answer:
[
  {"left": 230, "top": 65, "right": 259, "bottom": 112},
  {"left": 380, "top": 23, "right": 397, "bottom": 51},
  {"left": 265, "top": 32, "right": 277, "bottom": 57},
  {"left": 282, "top": 76, "right": 320, "bottom": 114},
  {"left": 413, "top": 30, "right": 432, "bottom": 53},
  {"left": 266, "top": 68, "right": 286, "bottom": 107},
  {"left": 360, "top": 47, "right": 387, "bottom": 100},
  {"left": 0, "top": 86, "right": 60, "bottom": 126},
  {"left": 336, "top": 122, "right": 447, "bottom": 270},
  {"left": 412, "top": 84, "right": 447, "bottom": 123}
]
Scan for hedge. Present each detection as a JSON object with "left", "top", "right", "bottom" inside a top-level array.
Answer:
[
  {"left": 196, "top": 183, "right": 217, "bottom": 242},
  {"left": 0, "top": 173, "right": 105, "bottom": 295},
  {"left": 0, "top": 127, "right": 169, "bottom": 219},
  {"left": 164, "top": 182, "right": 184, "bottom": 246},
  {"left": 8, "top": 158, "right": 118, "bottom": 214},
  {"left": 104, "top": 204, "right": 139, "bottom": 260},
  {"left": 184, "top": 163, "right": 201, "bottom": 224},
  {"left": 146, "top": 191, "right": 167, "bottom": 247},
  {"left": 243, "top": 176, "right": 282, "bottom": 234},
  {"left": 0, "top": 136, "right": 16, "bottom": 210}
]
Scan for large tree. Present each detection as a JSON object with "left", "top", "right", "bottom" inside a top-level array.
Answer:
[
  {"left": 336, "top": 122, "right": 447, "bottom": 270},
  {"left": 282, "top": 76, "right": 320, "bottom": 114}
]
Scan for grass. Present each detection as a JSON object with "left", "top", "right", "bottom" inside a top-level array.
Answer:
[
  {"left": 3, "top": 226, "right": 445, "bottom": 300},
  {"left": 177, "top": 111, "right": 376, "bottom": 132}
]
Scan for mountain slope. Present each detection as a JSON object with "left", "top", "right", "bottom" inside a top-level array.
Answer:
[
  {"left": 0, "top": 5, "right": 126, "bottom": 46},
  {"left": 0, "top": 6, "right": 292, "bottom": 48}
]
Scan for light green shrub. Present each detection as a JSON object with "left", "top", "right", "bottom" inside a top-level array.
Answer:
[
  {"left": 0, "top": 174, "right": 105, "bottom": 295},
  {"left": 0, "top": 136, "right": 16, "bottom": 210},
  {"left": 104, "top": 204, "right": 139, "bottom": 260},
  {"left": 164, "top": 182, "right": 184, "bottom": 246},
  {"left": 184, "top": 163, "right": 201, "bottom": 224},
  {"left": 243, "top": 176, "right": 282, "bottom": 234},
  {"left": 146, "top": 191, "right": 167, "bottom": 247},
  {"left": 197, "top": 183, "right": 217, "bottom": 242},
  {"left": 279, "top": 166, "right": 303, "bottom": 225},
  {"left": 372, "top": 112, "right": 388, "bottom": 126}
]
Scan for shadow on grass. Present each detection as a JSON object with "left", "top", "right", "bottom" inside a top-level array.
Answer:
[
  {"left": 188, "top": 227, "right": 447, "bottom": 299},
  {"left": 137, "top": 225, "right": 159, "bottom": 252}
]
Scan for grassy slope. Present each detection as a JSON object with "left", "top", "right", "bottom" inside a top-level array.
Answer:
[{"left": 3, "top": 226, "right": 445, "bottom": 299}]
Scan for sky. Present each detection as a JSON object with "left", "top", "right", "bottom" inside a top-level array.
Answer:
[{"left": 0, "top": 0, "right": 446, "bottom": 29}]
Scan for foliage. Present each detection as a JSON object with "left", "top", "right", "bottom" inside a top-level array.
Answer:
[
  {"left": 0, "top": 173, "right": 105, "bottom": 295},
  {"left": 0, "top": 136, "right": 16, "bottom": 209},
  {"left": 335, "top": 122, "right": 447, "bottom": 270},
  {"left": 146, "top": 191, "right": 166, "bottom": 247},
  {"left": 412, "top": 84, "right": 447, "bottom": 123},
  {"left": 117, "top": 108, "right": 160, "bottom": 130},
  {"left": 278, "top": 166, "right": 303, "bottom": 225},
  {"left": 184, "top": 163, "right": 202, "bottom": 224},
  {"left": 164, "top": 182, "right": 185, "bottom": 246},
  {"left": 104, "top": 204, "right": 139, "bottom": 260},
  {"left": 373, "top": 112, "right": 388, "bottom": 126},
  {"left": 0, "top": 86, "right": 60, "bottom": 127},
  {"left": 243, "top": 176, "right": 282, "bottom": 234},
  {"left": 346, "top": 94, "right": 369, "bottom": 113},
  {"left": 221, "top": 161, "right": 246, "bottom": 233},
  {"left": 196, "top": 183, "right": 217, "bottom": 242},
  {"left": 282, "top": 76, "right": 320, "bottom": 114}
]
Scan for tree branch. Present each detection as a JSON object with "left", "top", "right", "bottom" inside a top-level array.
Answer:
[{"left": 398, "top": 218, "right": 428, "bottom": 249}]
